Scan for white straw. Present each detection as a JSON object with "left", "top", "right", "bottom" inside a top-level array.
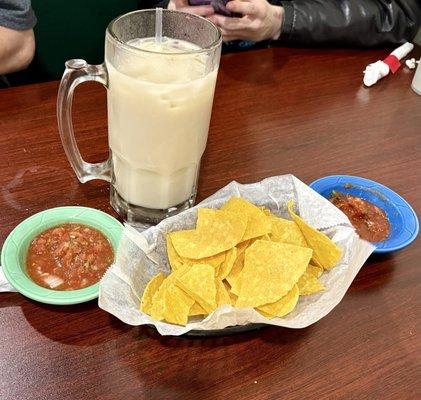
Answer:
[{"left": 155, "top": 7, "right": 162, "bottom": 45}]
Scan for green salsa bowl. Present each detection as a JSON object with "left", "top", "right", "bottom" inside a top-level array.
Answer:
[{"left": 1, "top": 206, "right": 123, "bottom": 305}]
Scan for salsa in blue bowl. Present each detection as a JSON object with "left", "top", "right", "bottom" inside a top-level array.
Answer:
[{"left": 309, "top": 175, "right": 418, "bottom": 254}]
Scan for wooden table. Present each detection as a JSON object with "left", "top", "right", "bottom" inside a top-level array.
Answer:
[{"left": 0, "top": 47, "right": 420, "bottom": 400}]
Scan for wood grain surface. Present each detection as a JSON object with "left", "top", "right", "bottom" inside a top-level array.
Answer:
[{"left": 0, "top": 47, "right": 420, "bottom": 400}]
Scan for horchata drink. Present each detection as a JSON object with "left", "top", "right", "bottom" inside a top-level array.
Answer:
[
  {"left": 107, "top": 37, "right": 218, "bottom": 210},
  {"left": 58, "top": 10, "right": 222, "bottom": 225}
]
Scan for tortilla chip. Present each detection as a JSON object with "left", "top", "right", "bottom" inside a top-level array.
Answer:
[
  {"left": 162, "top": 283, "right": 195, "bottom": 325},
  {"left": 196, "top": 208, "right": 247, "bottom": 235},
  {"left": 171, "top": 263, "right": 192, "bottom": 280},
  {"left": 215, "top": 279, "right": 231, "bottom": 307},
  {"left": 256, "top": 309, "right": 273, "bottom": 318},
  {"left": 189, "top": 302, "right": 207, "bottom": 316},
  {"left": 229, "top": 231, "right": 271, "bottom": 294},
  {"left": 166, "top": 235, "right": 184, "bottom": 272},
  {"left": 170, "top": 209, "right": 246, "bottom": 259},
  {"left": 230, "top": 253, "right": 248, "bottom": 296},
  {"left": 175, "top": 264, "right": 217, "bottom": 313},
  {"left": 200, "top": 252, "right": 227, "bottom": 268},
  {"left": 297, "top": 269, "right": 325, "bottom": 295},
  {"left": 140, "top": 272, "right": 165, "bottom": 315},
  {"left": 287, "top": 200, "right": 342, "bottom": 270},
  {"left": 236, "top": 240, "right": 312, "bottom": 308},
  {"left": 221, "top": 197, "right": 271, "bottom": 241},
  {"left": 230, "top": 273, "right": 243, "bottom": 296},
  {"left": 257, "top": 284, "right": 299, "bottom": 318},
  {"left": 217, "top": 247, "right": 237, "bottom": 279},
  {"left": 236, "top": 239, "right": 251, "bottom": 256},
  {"left": 226, "top": 251, "right": 245, "bottom": 290},
  {"left": 308, "top": 263, "right": 324, "bottom": 278},
  {"left": 167, "top": 233, "right": 226, "bottom": 271},
  {"left": 148, "top": 264, "right": 192, "bottom": 320},
  {"left": 269, "top": 216, "right": 308, "bottom": 247},
  {"left": 259, "top": 206, "right": 272, "bottom": 217},
  {"left": 149, "top": 276, "right": 172, "bottom": 321}
]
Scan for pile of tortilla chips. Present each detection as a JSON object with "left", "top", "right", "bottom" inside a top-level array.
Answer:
[{"left": 140, "top": 197, "right": 342, "bottom": 326}]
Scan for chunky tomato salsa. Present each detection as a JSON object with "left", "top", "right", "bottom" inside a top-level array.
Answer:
[
  {"left": 330, "top": 192, "right": 390, "bottom": 242},
  {"left": 26, "top": 223, "right": 114, "bottom": 290}
]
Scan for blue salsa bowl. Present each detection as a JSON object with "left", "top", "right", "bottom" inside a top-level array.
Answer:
[{"left": 309, "top": 175, "right": 419, "bottom": 254}]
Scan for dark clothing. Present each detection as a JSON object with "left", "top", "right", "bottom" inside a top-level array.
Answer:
[
  {"left": 0, "top": 0, "right": 37, "bottom": 30},
  {"left": 140, "top": 0, "right": 420, "bottom": 49},
  {"left": 280, "top": 0, "right": 420, "bottom": 47}
]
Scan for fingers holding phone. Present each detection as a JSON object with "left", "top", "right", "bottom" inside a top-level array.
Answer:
[
  {"left": 207, "top": 0, "right": 284, "bottom": 42},
  {"left": 211, "top": 0, "right": 236, "bottom": 17}
]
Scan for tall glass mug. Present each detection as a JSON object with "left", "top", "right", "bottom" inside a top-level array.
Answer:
[{"left": 57, "top": 10, "right": 222, "bottom": 225}]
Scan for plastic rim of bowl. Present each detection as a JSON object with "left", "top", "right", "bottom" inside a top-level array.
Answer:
[
  {"left": 309, "top": 175, "right": 419, "bottom": 254},
  {"left": 1, "top": 206, "right": 123, "bottom": 305}
]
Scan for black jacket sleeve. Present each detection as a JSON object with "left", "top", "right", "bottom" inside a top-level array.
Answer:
[{"left": 279, "top": 0, "right": 421, "bottom": 47}]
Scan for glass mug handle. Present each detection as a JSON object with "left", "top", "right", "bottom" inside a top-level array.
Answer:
[{"left": 57, "top": 59, "right": 111, "bottom": 183}]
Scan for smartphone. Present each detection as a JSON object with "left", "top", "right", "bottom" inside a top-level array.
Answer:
[
  {"left": 211, "top": 0, "right": 232, "bottom": 17},
  {"left": 188, "top": 0, "right": 234, "bottom": 17}
]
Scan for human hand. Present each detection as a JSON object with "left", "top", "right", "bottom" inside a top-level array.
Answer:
[
  {"left": 207, "top": 0, "right": 284, "bottom": 42},
  {"left": 168, "top": 0, "right": 215, "bottom": 17}
]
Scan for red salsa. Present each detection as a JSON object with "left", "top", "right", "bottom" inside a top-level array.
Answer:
[
  {"left": 26, "top": 223, "right": 114, "bottom": 290},
  {"left": 330, "top": 192, "right": 390, "bottom": 242}
]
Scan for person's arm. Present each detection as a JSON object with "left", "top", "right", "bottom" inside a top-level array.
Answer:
[
  {"left": 279, "top": 0, "right": 421, "bottom": 47},
  {"left": 0, "top": 25, "right": 34, "bottom": 74},
  {"left": 0, "top": 0, "right": 37, "bottom": 74}
]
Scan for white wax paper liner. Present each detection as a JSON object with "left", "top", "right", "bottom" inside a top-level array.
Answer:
[{"left": 99, "top": 174, "right": 375, "bottom": 336}]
